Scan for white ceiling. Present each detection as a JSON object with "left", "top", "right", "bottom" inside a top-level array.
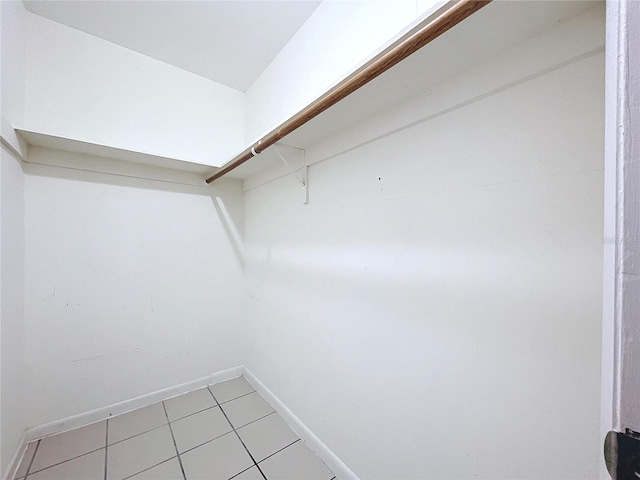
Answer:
[{"left": 22, "top": 0, "right": 321, "bottom": 92}]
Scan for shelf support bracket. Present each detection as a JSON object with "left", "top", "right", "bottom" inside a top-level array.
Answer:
[{"left": 273, "top": 145, "right": 308, "bottom": 204}]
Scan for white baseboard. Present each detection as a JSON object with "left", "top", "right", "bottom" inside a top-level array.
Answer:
[
  {"left": 2, "top": 366, "right": 242, "bottom": 480},
  {"left": 243, "top": 367, "right": 358, "bottom": 480}
]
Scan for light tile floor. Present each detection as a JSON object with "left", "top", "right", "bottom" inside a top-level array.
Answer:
[{"left": 14, "top": 377, "right": 336, "bottom": 480}]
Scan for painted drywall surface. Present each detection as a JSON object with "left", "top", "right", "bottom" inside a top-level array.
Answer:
[
  {"left": 244, "top": 0, "right": 419, "bottom": 144},
  {"left": 23, "top": 148, "right": 244, "bottom": 426},
  {"left": 0, "top": 0, "right": 27, "bottom": 125},
  {"left": 0, "top": 145, "right": 26, "bottom": 472},
  {"left": 23, "top": 12, "right": 244, "bottom": 167},
  {"left": 242, "top": 28, "right": 604, "bottom": 480}
]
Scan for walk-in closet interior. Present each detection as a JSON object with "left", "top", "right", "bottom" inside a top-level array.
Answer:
[{"left": 1, "top": 0, "right": 635, "bottom": 479}]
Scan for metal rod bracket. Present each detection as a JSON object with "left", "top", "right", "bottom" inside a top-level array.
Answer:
[{"left": 273, "top": 145, "right": 309, "bottom": 204}]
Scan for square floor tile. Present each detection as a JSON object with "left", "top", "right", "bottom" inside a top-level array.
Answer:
[
  {"left": 220, "top": 392, "right": 274, "bottom": 429},
  {"left": 237, "top": 413, "right": 299, "bottom": 462},
  {"left": 127, "top": 458, "right": 183, "bottom": 479},
  {"left": 209, "top": 377, "right": 255, "bottom": 404},
  {"left": 258, "top": 441, "right": 334, "bottom": 480},
  {"left": 180, "top": 432, "right": 253, "bottom": 480},
  {"left": 163, "top": 388, "right": 216, "bottom": 421},
  {"left": 106, "top": 425, "right": 176, "bottom": 480},
  {"left": 30, "top": 421, "right": 106, "bottom": 473},
  {"left": 171, "top": 406, "right": 232, "bottom": 453},
  {"left": 27, "top": 450, "right": 105, "bottom": 480},
  {"left": 230, "top": 466, "right": 264, "bottom": 480},
  {"left": 109, "top": 403, "right": 167, "bottom": 444},
  {"left": 15, "top": 441, "right": 37, "bottom": 478}
]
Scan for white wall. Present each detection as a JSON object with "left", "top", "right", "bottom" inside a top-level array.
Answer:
[
  {"left": 0, "top": 145, "right": 26, "bottom": 472},
  {"left": 23, "top": 148, "right": 245, "bottom": 426},
  {"left": 241, "top": 9, "right": 605, "bottom": 479},
  {"left": 245, "top": 0, "right": 429, "bottom": 144},
  {"left": 0, "top": 1, "right": 28, "bottom": 471},
  {"left": 23, "top": 13, "right": 245, "bottom": 167},
  {"left": 0, "top": 0, "right": 27, "bottom": 126}
]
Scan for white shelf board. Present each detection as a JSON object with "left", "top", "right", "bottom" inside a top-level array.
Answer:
[{"left": 17, "top": 129, "right": 214, "bottom": 176}]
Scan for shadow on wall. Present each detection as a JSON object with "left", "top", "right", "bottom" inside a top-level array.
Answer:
[
  {"left": 21, "top": 152, "right": 244, "bottom": 268},
  {"left": 210, "top": 195, "right": 243, "bottom": 267}
]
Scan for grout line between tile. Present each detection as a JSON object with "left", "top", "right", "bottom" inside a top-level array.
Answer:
[
  {"left": 169, "top": 404, "right": 217, "bottom": 423},
  {"left": 208, "top": 389, "right": 268, "bottom": 480},
  {"left": 104, "top": 419, "right": 109, "bottom": 480},
  {"left": 256, "top": 439, "right": 336, "bottom": 480},
  {"left": 227, "top": 464, "right": 257, "bottom": 480},
  {"left": 91, "top": 395, "right": 231, "bottom": 449},
  {"left": 162, "top": 402, "right": 187, "bottom": 480},
  {"left": 174, "top": 408, "right": 280, "bottom": 458},
  {"left": 256, "top": 439, "right": 301, "bottom": 465},
  {"left": 107, "top": 422, "right": 167, "bottom": 447},
  {"left": 178, "top": 428, "right": 234, "bottom": 456},
  {"left": 120, "top": 456, "right": 178, "bottom": 480},
  {"left": 209, "top": 388, "right": 257, "bottom": 406},
  {"left": 26, "top": 445, "right": 106, "bottom": 476},
  {"left": 23, "top": 439, "right": 40, "bottom": 479},
  {"left": 234, "top": 411, "right": 276, "bottom": 431}
]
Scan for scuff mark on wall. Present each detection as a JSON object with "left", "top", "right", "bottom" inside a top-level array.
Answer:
[
  {"left": 41, "top": 287, "right": 56, "bottom": 301},
  {"left": 69, "top": 348, "right": 142, "bottom": 364}
]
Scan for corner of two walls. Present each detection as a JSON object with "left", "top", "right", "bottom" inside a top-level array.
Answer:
[
  {"left": 0, "top": 143, "right": 247, "bottom": 472},
  {"left": 20, "top": 150, "right": 245, "bottom": 428}
]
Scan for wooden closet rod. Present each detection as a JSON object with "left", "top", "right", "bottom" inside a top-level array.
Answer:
[{"left": 206, "top": 0, "right": 491, "bottom": 184}]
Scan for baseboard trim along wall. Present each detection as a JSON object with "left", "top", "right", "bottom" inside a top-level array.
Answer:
[
  {"left": 2, "top": 365, "right": 357, "bottom": 480},
  {"left": 242, "top": 367, "right": 358, "bottom": 480}
]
